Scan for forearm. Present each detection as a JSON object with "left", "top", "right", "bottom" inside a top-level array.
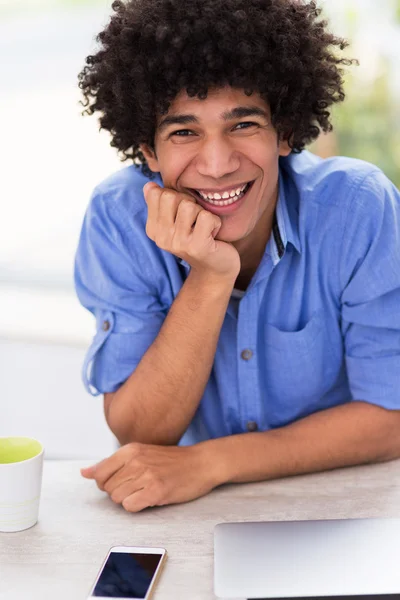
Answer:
[
  {"left": 107, "top": 269, "right": 235, "bottom": 446},
  {"left": 206, "top": 401, "right": 400, "bottom": 485}
]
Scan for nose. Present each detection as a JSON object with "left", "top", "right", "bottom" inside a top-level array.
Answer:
[{"left": 194, "top": 136, "right": 241, "bottom": 181}]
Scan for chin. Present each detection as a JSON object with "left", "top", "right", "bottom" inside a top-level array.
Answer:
[
  {"left": 216, "top": 224, "right": 249, "bottom": 244},
  {"left": 217, "top": 232, "right": 245, "bottom": 244}
]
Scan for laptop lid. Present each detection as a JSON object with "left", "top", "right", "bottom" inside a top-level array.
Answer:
[{"left": 214, "top": 518, "right": 400, "bottom": 599}]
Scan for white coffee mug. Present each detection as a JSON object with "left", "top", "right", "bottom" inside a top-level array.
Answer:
[{"left": 0, "top": 436, "right": 44, "bottom": 532}]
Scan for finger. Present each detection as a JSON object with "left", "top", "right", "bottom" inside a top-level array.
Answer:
[
  {"left": 191, "top": 209, "right": 222, "bottom": 241},
  {"left": 157, "top": 189, "right": 182, "bottom": 229},
  {"left": 143, "top": 182, "right": 163, "bottom": 238},
  {"left": 174, "top": 198, "right": 203, "bottom": 238},
  {"left": 87, "top": 450, "right": 127, "bottom": 491},
  {"left": 103, "top": 463, "right": 145, "bottom": 496},
  {"left": 109, "top": 477, "right": 145, "bottom": 504},
  {"left": 143, "top": 181, "right": 161, "bottom": 203},
  {"left": 80, "top": 465, "right": 96, "bottom": 479},
  {"left": 122, "top": 488, "right": 158, "bottom": 513}
]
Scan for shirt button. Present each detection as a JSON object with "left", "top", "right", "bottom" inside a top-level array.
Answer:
[
  {"left": 102, "top": 320, "right": 110, "bottom": 331},
  {"left": 241, "top": 349, "right": 253, "bottom": 361},
  {"left": 247, "top": 421, "right": 258, "bottom": 432}
]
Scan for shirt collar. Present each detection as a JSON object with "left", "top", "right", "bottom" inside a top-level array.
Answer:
[{"left": 270, "top": 169, "right": 301, "bottom": 264}]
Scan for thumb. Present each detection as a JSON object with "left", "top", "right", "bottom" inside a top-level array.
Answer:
[{"left": 80, "top": 465, "right": 97, "bottom": 478}]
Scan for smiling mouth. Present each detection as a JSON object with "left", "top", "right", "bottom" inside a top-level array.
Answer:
[{"left": 191, "top": 181, "right": 254, "bottom": 206}]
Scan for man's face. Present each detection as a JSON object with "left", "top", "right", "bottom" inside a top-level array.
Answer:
[{"left": 141, "top": 86, "right": 291, "bottom": 244}]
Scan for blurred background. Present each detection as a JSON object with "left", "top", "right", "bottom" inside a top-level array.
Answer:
[{"left": 1, "top": 0, "right": 399, "bottom": 458}]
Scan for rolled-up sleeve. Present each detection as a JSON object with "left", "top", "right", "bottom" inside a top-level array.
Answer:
[
  {"left": 74, "top": 186, "right": 167, "bottom": 396},
  {"left": 340, "top": 170, "right": 400, "bottom": 409}
]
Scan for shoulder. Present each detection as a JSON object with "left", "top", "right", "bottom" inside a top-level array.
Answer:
[
  {"left": 89, "top": 164, "right": 162, "bottom": 223},
  {"left": 80, "top": 165, "right": 166, "bottom": 280},
  {"left": 282, "top": 150, "right": 388, "bottom": 208},
  {"left": 280, "top": 152, "right": 399, "bottom": 290},
  {"left": 282, "top": 151, "right": 399, "bottom": 231}
]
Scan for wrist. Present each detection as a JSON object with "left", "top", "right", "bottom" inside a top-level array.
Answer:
[
  {"left": 195, "top": 437, "right": 236, "bottom": 487},
  {"left": 187, "top": 268, "right": 237, "bottom": 295}
]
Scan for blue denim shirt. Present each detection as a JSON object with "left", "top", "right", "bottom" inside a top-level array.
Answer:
[{"left": 74, "top": 151, "right": 400, "bottom": 445}]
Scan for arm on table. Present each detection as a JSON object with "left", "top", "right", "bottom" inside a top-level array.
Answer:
[{"left": 204, "top": 401, "right": 400, "bottom": 486}]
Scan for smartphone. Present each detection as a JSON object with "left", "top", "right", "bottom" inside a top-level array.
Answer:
[{"left": 87, "top": 545, "right": 167, "bottom": 599}]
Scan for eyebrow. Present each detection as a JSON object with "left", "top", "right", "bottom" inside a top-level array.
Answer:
[{"left": 157, "top": 105, "right": 269, "bottom": 133}]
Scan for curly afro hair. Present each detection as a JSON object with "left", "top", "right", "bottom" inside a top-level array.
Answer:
[{"left": 78, "top": 0, "right": 356, "bottom": 177}]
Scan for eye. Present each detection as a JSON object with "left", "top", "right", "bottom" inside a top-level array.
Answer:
[
  {"left": 170, "top": 129, "right": 195, "bottom": 137},
  {"left": 234, "top": 121, "right": 259, "bottom": 131}
]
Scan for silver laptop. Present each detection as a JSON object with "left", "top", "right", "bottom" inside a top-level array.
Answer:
[{"left": 214, "top": 518, "right": 400, "bottom": 599}]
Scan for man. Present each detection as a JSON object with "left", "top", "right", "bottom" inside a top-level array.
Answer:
[{"left": 75, "top": 0, "right": 400, "bottom": 513}]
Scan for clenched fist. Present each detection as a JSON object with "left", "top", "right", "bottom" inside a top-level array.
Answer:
[{"left": 143, "top": 182, "right": 241, "bottom": 280}]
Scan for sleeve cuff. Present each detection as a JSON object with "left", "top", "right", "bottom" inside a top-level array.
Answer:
[{"left": 346, "top": 354, "right": 400, "bottom": 410}]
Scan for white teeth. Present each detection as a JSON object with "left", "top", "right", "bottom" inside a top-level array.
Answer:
[
  {"left": 196, "top": 182, "right": 250, "bottom": 205},
  {"left": 206, "top": 195, "right": 239, "bottom": 206},
  {"left": 197, "top": 183, "right": 248, "bottom": 201}
]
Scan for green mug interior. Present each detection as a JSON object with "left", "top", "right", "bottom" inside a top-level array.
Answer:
[{"left": 0, "top": 437, "right": 43, "bottom": 464}]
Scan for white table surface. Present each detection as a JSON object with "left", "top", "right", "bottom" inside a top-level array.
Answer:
[{"left": 1, "top": 459, "right": 400, "bottom": 600}]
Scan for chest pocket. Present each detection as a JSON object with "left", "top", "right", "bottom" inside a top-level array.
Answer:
[{"left": 262, "top": 311, "right": 343, "bottom": 427}]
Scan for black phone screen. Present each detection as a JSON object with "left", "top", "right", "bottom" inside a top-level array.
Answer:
[{"left": 91, "top": 552, "right": 163, "bottom": 598}]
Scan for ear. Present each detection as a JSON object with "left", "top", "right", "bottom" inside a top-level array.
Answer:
[
  {"left": 140, "top": 144, "right": 161, "bottom": 172},
  {"left": 278, "top": 137, "right": 292, "bottom": 157}
]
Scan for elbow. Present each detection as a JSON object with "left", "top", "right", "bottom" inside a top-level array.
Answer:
[
  {"left": 103, "top": 392, "right": 181, "bottom": 447},
  {"left": 380, "top": 408, "right": 400, "bottom": 461},
  {"left": 113, "top": 427, "right": 181, "bottom": 447},
  {"left": 367, "top": 406, "right": 400, "bottom": 463},
  {"left": 121, "top": 422, "right": 182, "bottom": 446},
  {"left": 103, "top": 391, "right": 134, "bottom": 446}
]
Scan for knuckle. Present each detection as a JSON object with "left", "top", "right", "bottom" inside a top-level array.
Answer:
[
  {"left": 180, "top": 198, "right": 198, "bottom": 212},
  {"left": 146, "top": 184, "right": 161, "bottom": 202},
  {"left": 160, "top": 189, "right": 177, "bottom": 203},
  {"left": 200, "top": 209, "right": 218, "bottom": 226},
  {"left": 196, "top": 209, "right": 210, "bottom": 222},
  {"left": 175, "top": 201, "right": 191, "bottom": 219}
]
